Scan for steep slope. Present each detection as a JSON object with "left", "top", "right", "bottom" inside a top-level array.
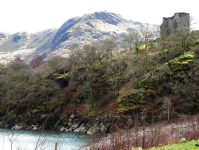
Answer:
[
  {"left": 117, "top": 50, "right": 199, "bottom": 116},
  {"left": 1, "top": 33, "right": 199, "bottom": 134},
  {"left": 0, "top": 32, "right": 9, "bottom": 45},
  {"left": 0, "top": 11, "right": 159, "bottom": 63},
  {"left": 0, "top": 32, "right": 29, "bottom": 52},
  {"left": 47, "top": 11, "right": 158, "bottom": 58},
  {"left": 50, "top": 17, "right": 82, "bottom": 50},
  {"left": 50, "top": 11, "right": 126, "bottom": 50},
  {"left": 0, "top": 29, "right": 58, "bottom": 63}
]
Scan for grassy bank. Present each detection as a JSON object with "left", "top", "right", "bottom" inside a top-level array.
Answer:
[{"left": 147, "top": 140, "right": 199, "bottom": 150}]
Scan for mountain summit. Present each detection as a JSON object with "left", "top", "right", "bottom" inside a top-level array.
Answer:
[
  {"left": 0, "top": 11, "right": 158, "bottom": 63},
  {"left": 49, "top": 11, "right": 127, "bottom": 51},
  {"left": 82, "top": 11, "right": 126, "bottom": 25}
]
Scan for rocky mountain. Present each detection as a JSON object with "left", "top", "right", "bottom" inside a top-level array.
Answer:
[
  {"left": 0, "top": 11, "right": 159, "bottom": 63},
  {"left": 0, "top": 29, "right": 58, "bottom": 63}
]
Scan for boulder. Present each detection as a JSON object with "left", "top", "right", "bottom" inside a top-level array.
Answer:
[
  {"left": 87, "top": 124, "right": 100, "bottom": 134},
  {"left": 31, "top": 125, "right": 38, "bottom": 130},
  {"left": 71, "top": 121, "right": 82, "bottom": 130},
  {"left": 74, "top": 123, "right": 87, "bottom": 132},
  {"left": 33, "top": 126, "right": 38, "bottom": 130},
  {"left": 68, "top": 122, "right": 72, "bottom": 127},
  {"left": 65, "top": 128, "right": 72, "bottom": 132},
  {"left": 12, "top": 124, "right": 22, "bottom": 130},
  {"left": 60, "top": 127, "right": 66, "bottom": 131},
  {"left": 100, "top": 124, "right": 107, "bottom": 133},
  {"left": 62, "top": 117, "right": 69, "bottom": 126},
  {"left": 70, "top": 114, "right": 75, "bottom": 119}
]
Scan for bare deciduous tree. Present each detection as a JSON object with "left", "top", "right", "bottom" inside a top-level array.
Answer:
[
  {"left": 123, "top": 30, "right": 143, "bottom": 54},
  {"left": 160, "top": 23, "right": 174, "bottom": 47},
  {"left": 106, "top": 59, "right": 125, "bottom": 95},
  {"left": 175, "top": 27, "right": 190, "bottom": 47},
  {"left": 78, "top": 43, "right": 98, "bottom": 67},
  {"left": 30, "top": 55, "right": 44, "bottom": 68},
  {"left": 0, "top": 63, "right": 5, "bottom": 74},
  {"left": 14, "top": 57, "right": 23, "bottom": 63},
  {"left": 47, "top": 55, "right": 64, "bottom": 72},
  {"left": 98, "top": 38, "right": 118, "bottom": 60},
  {"left": 140, "top": 25, "right": 153, "bottom": 53},
  {"left": 122, "top": 31, "right": 135, "bottom": 52},
  {"left": 7, "top": 61, "right": 29, "bottom": 72},
  {"left": 76, "top": 38, "right": 117, "bottom": 67},
  {"left": 163, "top": 97, "right": 172, "bottom": 124}
]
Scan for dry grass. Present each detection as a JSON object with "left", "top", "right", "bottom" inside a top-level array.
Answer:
[{"left": 81, "top": 115, "right": 199, "bottom": 150}]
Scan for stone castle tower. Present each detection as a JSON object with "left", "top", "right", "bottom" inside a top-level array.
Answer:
[{"left": 160, "top": 12, "right": 190, "bottom": 38}]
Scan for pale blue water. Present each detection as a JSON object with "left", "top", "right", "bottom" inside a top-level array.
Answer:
[{"left": 0, "top": 129, "right": 91, "bottom": 150}]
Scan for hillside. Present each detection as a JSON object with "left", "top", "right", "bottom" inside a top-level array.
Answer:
[
  {"left": 0, "top": 11, "right": 158, "bottom": 63},
  {"left": 0, "top": 29, "right": 58, "bottom": 63},
  {"left": 0, "top": 27, "right": 199, "bottom": 138}
]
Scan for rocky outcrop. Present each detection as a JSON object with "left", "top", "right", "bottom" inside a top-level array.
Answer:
[
  {"left": 11, "top": 124, "right": 22, "bottom": 130},
  {"left": 0, "top": 113, "right": 133, "bottom": 134}
]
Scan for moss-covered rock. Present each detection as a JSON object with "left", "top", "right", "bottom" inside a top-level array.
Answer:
[
  {"left": 116, "top": 51, "right": 198, "bottom": 114},
  {"left": 117, "top": 89, "right": 146, "bottom": 113},
  {"left": 30, "top": 109, "right": 41, "bottom": 114},
  {"left": 167, "top": 52, "right": 196, "bottom": 72},
  {"left": 138, "top": 68, "right": 159, "bottom": 88}
]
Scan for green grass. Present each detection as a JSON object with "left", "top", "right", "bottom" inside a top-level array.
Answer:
[{"left": 147, "top": 140, "right": 199, "bottom": 150}]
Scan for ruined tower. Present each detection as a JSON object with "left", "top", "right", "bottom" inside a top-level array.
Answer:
[{"left": 160, "top": 12, "right": 190, "bottom": 39}]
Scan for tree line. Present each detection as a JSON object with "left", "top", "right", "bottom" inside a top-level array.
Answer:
[{"left": 0, "top": 17, "right": 198, "bottom": 117}]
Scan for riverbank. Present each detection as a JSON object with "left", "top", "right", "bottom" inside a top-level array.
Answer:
[
  {"left": 80, "top": 115, "right": 199, "bottom": 149},
  {"left": 1, "top": 113, "right": 199, "bottom": 149},
  {"left": 0, "top": 113, "right": 135, "bottom": 135}
]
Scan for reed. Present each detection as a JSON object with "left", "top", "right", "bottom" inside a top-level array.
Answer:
[{"left": 82, "top": 115, "right": 199, "bottom": 150}]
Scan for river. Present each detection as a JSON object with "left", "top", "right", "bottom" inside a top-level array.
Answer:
[{"left": 0, "top": 129, "right": 91, "bottom": 150}]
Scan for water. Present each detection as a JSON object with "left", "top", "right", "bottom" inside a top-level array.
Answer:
[{"left": 0, "top": 129, "right": 91, "bottom": 150}]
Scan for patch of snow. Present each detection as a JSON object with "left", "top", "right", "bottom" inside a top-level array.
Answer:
[
  {"left": 0, "top": 48, "right": 36, "bottom": 63},
  {"left": 95, "top": 22, "right": 126, "bottom": 34}
]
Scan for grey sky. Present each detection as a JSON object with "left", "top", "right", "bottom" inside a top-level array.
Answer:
[{"left": 0, "top": 0, "right": 198, "bottom": 34}]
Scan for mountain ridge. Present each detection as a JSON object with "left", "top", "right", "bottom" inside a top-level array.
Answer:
[{"left": 0, "top": 11, "right": 159, "bottom": 63}]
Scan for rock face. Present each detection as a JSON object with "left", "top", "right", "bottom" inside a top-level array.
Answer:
[
  {"left": 0, "top": 11, "right": 159, "bottom": 63},
  {"left": 0, "top": 113, "right": 132, "bottom": 135}
]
